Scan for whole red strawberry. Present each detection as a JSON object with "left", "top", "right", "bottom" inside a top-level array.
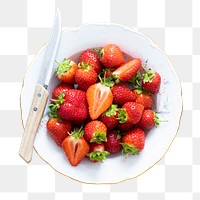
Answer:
[
  {"left": 137, "top": 110, "right": 160, "bottom": 129},
  {"left": 99, "top": 104, "right": 119, "bottom": 130},
  {"left": 142, "top": 68, "right": 161, "bottom": 94},
  {"left": 112, "top": 58, "right": 141, "bottom": 82},
  {"left": 133, "top": 89, "right": 153, "bottom": 109},
  {"left": 87, "top": 143, "right": 109, "bottom": 162},
  {"left": 117, "top": 121, "right": 134, "bottom": 133},
  {"left": 51, "top": 89, "right": 88, "bottom": 121},
  {"left": 84, "top": 120, "right": 107, "bottom": 143},
  {"left": 100, "top": 44, "right": 124, "bottom": 68},
  {"left": 118, "top": 102, "right": 144, "bottom": 124},
  {"left": 56, "top": 59, "right": 78, "bottom": 84},
  {"left": 62, "top": 127, "right": 89, "bottom": 166},
  {"left": 104, "top": 131, "right": 122, "bottom": 153},
  {"left": 47, "top": 118, "right": 71, "bottom": 146},
  {"left": 52, "top": 82, "right": 73, "bottom": 99},
  {"left": 80, "top": 50, "right": 102, "bottom": 74},
  {"left": 112, "top": 84, "right": 136, "bottom": 105},
  {"left": 121, "top": 128, "right": 145, "bottom": 156},
  {"left": 75, "top": 62, "right": 97, "bottom": 91}
]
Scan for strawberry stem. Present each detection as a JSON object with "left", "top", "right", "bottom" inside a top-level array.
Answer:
[
  {"left": 98, "top": 75, "right": 115, "bottom": 88},
  {"left": 141, "top": 65, "right": 148, "bottom": 73},
  {"left": 154, "top": 112, "right": 168, "bottom": 126},
  {"left": 50, "top": 93, "right": 65, "bottom": 104},
  {"left": 71, "top": 127, "right": 84, "bottom": 139}
]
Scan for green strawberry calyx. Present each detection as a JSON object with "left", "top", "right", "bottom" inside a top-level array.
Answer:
[
  {"left": 154, "top": 112, "right": 160, "bottom": 126},
  {"left": 121, "top": 143, "right": 139, "bottom": 157},
  {"left": 142, "top": 66, "right": 155, "bottom": 83},
  {"left": 48, "top": 104, "right": 60, "bottom": 118},
  {"left": 56, "top": 58, "right": 72, "bottom": 75},
  {"left": 116, "top": 108, "right": 127, "bottom": 123},
  {"left": 87, "top": 151, "right": 110, "bottom": 162},
  {"left": 78, "top": 61, "right": 92, "bottom": 71},
  {"left": 98, "top": 75, "right": 115, "bottom": 88},
  {"left": 111, "top": 73, "right": 121, "bottom": 84},
  {"left": 154, "top": 112, "right": 168, "bottom": 126},
  {"left": 90, "top": 132, "right": 107, "bottom": 143},
  {"left": 129, "top": 71, "right": 142, "bottom": 86},
  {"left": 143, "top": 71, "right": 155, "bottom": 83},
  {"left": 100, "top": 68, "right": 114, "bottom": 78},
  {"left": 93, "top": 48, "right": 104, "bottom": 58},
  {"left": 102, "top": 104, "right": 118, "bottom": 117},
  {"left": 48, "top": 93, "right": 65, "bottom": 119},
  {"left": 70, "top": 127, "right": 84, "bottom": 139}
]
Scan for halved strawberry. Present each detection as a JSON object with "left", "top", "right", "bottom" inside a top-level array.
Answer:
[
  {"left": 75, "top": 62, "right": 97, "bottom": 91},
  {"left": 121, "top": 128, "right": 145, "bottom": 156},
  {"left": 99, "top": 44, "right": 124, "bottom": 68},
  {"left": 56, "top": 59, "right": 78, "bottom": 84},
  {"left": 62, "top": 127, "right": 89, "bottom": 166},
  {"left": 86, "top": 77, "right": 114, "bottom": 120},
  {"left": 112, "top": 58, "right": 141, "bottom": 82},
  {"left": 87, "top": 143, "right": 109, "bottom": 162},
  {"left": 80, "top": 50, "right": 102, "bottom": 74},
  {"left": 47, "top": 118, "right": 71, "bottom": 146},
  {"left": 84, "top": 120, "right": 107, "bottom": 143},
  {"left": 52, "top": 82, "right": 73, "bottom": 99}
]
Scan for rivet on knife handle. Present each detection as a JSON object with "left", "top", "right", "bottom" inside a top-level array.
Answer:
[{"left": 19, "top": 84, "right": 49, "bottom": 163}]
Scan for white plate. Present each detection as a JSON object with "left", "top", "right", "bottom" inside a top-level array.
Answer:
[{"left": 21, "top": 23, "right": 182, "bottom": 184}]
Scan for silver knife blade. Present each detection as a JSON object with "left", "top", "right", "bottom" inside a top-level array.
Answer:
[{"left": 39, "top": 8, "right": 61, "bottom": 88}]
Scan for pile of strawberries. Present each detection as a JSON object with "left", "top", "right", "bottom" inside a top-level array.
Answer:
[{"left": 47, "top": 44, "right": 162, "bottom": 166}]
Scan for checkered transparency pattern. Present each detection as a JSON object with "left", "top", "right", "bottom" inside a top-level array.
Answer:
[{"left": 0, "top": 0, "right": 199, "bottom": 200}]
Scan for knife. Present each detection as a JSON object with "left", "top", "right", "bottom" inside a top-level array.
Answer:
[{"left": 19, "top": 8, "right": 61, "bottom": 163}]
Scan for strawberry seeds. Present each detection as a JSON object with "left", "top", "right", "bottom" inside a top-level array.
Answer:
[{"left": 46, "top": 44, "right": 162, "bottom": 166}]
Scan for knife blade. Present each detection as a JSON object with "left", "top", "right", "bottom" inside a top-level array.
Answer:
[{"left": 19, "top": 8, "right": 62, "bottom": 163}]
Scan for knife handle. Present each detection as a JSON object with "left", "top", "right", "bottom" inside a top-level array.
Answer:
[{"left": 19, "top": 84, "right": 49, "bottom": 163}]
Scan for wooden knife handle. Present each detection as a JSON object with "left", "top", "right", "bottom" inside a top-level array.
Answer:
[{"left": 19, "top": 84, "right": 49, "bottom": 163}]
